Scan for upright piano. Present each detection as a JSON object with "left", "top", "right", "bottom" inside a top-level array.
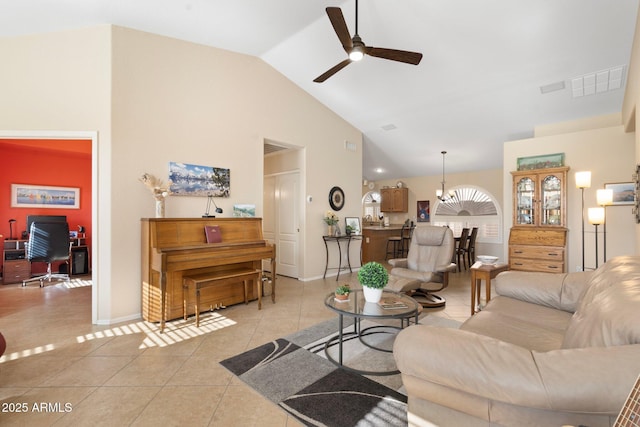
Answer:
[{"left": 141, "top": 217, "right": 276, "bottom": 327}]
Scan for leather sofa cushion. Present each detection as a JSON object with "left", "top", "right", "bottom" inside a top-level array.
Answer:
[
  {"left": 462, "top": 297, "right": 572, "bottom": 352},
  {"left": 562, "top": 256, "right": 640, "bottom": 348}
]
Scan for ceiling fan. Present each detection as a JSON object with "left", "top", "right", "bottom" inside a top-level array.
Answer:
[{"left": 314, "top": 0, "right": 423, "bottom": 83}]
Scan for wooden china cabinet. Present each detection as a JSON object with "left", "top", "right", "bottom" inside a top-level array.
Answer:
[{"left": 509, "top": 166, "right": 569, "bottom": 273}]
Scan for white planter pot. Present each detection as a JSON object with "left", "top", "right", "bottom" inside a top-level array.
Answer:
[{"left": 362, "top": 286, "right": 383, "bottom": 303}]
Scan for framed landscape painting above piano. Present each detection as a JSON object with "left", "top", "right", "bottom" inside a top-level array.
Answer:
[{"left": 168, "top": 161, "right": 230, "bottom": 197}]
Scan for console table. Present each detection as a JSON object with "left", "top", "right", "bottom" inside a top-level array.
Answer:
[{"left": 322, "top": 235, "right": 362, "bottom": 280}]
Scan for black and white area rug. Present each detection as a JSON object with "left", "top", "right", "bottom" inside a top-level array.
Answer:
[{"left": 220, "top": 315, "right": 460, "bottom": 426}]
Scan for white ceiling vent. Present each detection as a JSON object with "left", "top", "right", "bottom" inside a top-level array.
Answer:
[
  {"left": 571, "top": 65, "right": 625, "bottom": 98},
  {"left": 540, "top": 81, "right": 566, "bottom": 94}
]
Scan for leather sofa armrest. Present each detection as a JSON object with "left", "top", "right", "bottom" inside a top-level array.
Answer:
[
  {"left": 394, "top": 326, "right": 640, "bottom": 413},
  {"left": 494, "top": 271, "right": 592, "bottom": 312}
]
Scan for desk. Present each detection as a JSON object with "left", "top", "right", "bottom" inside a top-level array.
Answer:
[
  {"left": 322, "top": 235, "right": 362, "bottom": 281},
  {"left": 470, "top": 263, "right": 509, "bottom": 315}
]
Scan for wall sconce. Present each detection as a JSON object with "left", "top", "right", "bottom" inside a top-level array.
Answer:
[
  {"left": 596, "top": 189, "right": 613, "bottom": 262},
  {"left": 575, "top": 171, "right": 591, "bottom": 271},
  {"left": 588, "top": 207, "right": 605, "bottom": 269}
]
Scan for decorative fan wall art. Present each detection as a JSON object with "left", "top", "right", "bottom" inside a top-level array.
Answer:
[{"left": 435, "top": 188, "right": 497, "bottom": 216}]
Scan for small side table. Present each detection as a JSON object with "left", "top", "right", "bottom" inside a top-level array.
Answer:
[
  {"left": 322, "top": 235, "right": 362, "bottom": 281},
  {"left": 470, "top": 263, "right": 509, "bottom": 315}
]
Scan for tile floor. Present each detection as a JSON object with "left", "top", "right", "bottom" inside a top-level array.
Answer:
[{"left": 0, "top": 267, "right": 473, "bottom": 426}]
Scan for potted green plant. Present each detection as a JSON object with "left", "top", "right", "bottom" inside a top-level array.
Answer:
[
  {"left": 345, "top": 224, "right": 355, "bottom": 236},
  {"left": 334, "top": 284, "right": 351, "bottom": 301},
  {"left": 357, "top": 261, "right": 389, "bottom": 303}
]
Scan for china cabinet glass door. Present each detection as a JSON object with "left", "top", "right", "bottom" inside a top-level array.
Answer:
[
  {"left": 541, "top": 174, "right": 562, "bottom": 226},
  {"left": 515, "top": 177, "right": 535, "bottom": 225}
]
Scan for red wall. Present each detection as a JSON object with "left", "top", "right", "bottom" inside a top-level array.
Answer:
[{"left": 0, "top": 140, "right": 92, "bottom": 275}]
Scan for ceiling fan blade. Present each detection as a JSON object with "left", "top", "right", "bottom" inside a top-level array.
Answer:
[
  {"left": 326, "top": 7, "right": 353, "bottom": 52},
  {"left": 313, "top": 59, "right": 352, "bottom": 83},
  {"left": 366, "top": 47, "right": 423, "bottom": 65}
]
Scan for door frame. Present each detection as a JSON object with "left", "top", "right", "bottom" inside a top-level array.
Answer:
[{"left": 0, "top": 130, "right": 99, "bottom": 324}]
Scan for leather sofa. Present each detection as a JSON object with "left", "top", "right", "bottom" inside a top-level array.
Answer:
[{"left": 393, "top": 255, "right": 640, "bottom": 427}]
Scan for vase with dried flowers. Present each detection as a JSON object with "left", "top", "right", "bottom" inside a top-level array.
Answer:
[
  {"left": 323, "top": 210, "right": 339, "bottom": 236},
  {"left": 139, "top": 173, "right": 172, "bottom": 218}
]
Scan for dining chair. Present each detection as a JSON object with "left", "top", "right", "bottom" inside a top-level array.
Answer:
[
  {"left": 466, "top": 227, "right": 479, "bottom": 267},
  {"left": 455, "top": 228, "right": 470, "bottom": 272}
]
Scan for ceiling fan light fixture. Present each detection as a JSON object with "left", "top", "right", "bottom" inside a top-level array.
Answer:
[
  {"left": 349, "top": 49, "right": 364, "bottom": 61},
  {"left": 349, "top": 37, "right": 365, "bottom": 61}
]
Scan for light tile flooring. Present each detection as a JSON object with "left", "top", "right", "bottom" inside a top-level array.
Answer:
[{"left": 0, "top": 267, "right": 473, "bottom": 426}]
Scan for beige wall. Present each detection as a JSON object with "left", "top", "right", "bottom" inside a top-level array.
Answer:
[
  {"left": 622, "top": 4, "right": 640, "bottom": 248},
  {"left": 0, "top": 25, "right": 362, "bottom": 323},
  {"left": 504, "top": 117, "right": 636, "bottom": 272},
  {"left": 370, "top": 168, "right": 504, "bottom": 258}
]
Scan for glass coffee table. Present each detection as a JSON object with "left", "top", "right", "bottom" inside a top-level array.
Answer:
[{"left": 323, "top": 289, "right": 421, "bottom": 375}]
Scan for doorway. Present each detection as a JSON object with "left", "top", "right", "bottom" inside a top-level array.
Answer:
[
  {"left": 0, "top": 130, "right": 98, "bottom": 323},
  {"left": 263, "top": 172, "right": 300, "bottom": 278}
]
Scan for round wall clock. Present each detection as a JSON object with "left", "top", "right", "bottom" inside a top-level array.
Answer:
[{"left": 329, "top": 186, "right": 345, "bottom": 211}]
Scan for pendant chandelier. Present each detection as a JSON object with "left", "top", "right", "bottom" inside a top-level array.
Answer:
[{"left": 436, "top": 151, "right": 454, "bottom": 201}]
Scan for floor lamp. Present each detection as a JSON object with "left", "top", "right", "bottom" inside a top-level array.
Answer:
[
  {"left": 588, "top": 207, "right": 605, "bottom": 269},
  {"left": 596, "top": 189, "right": 613, "bottom": 263},
  {"left": 575, "top": 171, "right": 591, "bottom": 271}
]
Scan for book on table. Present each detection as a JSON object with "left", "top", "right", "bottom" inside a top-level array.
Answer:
[{"left": 378, "top": 298, "right": 408, "bottom": 309}]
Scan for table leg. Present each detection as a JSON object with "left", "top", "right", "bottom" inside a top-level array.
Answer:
[
  {"left": 338, "top": 314, "right": 344, "bottom": 366},
  {"left": 336, "top": 240, "right": 343, "bottom": 281},
  {"left": 470, "top": 273, "right": 477, "bottom": 315},
  {"left": 346, "top": 238, "right": 352, "bottom": 273},
  {"left": 323, "top": 239, "right": 329, "bottom": 279}
]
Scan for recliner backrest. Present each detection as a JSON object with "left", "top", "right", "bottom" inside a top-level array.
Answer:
[{"left": 406, "top": 226, "right": 454, "bottom": 273}]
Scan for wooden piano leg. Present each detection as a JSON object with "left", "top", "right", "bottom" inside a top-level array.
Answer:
[
  {"left": 271, "top": 256, "right": 276, "bottom": 304},
  {"left": 258, "top": 270, "right": 263, "bottom": 310},
  {"left": 182, "top": 281, "right": 189, "bottom": 321},
  {"left": 160, "top": 271, "right": 167, "bottom": 333},
  {"left": 195, "top": 289, "right": 200, "bottom": 327},
  {"left": 243, "top": 279, "right": 248, "bottom": 305}
]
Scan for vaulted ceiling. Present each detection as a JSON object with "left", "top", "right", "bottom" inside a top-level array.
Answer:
[{"left": 2, "top": 0, "right": 638, "bottom": 180}]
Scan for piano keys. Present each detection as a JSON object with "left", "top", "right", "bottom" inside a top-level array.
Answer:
[{"left": 141, "top": 217, "right": 276, "bottom": 330}]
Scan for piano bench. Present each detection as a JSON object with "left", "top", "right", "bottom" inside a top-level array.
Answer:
[{"left": 182, "top": 268, "right": 263, "bottom": 327}]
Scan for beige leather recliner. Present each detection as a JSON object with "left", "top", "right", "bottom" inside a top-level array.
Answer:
[{"left": 387, "top": 225, "right": 457, "bottom": 307}]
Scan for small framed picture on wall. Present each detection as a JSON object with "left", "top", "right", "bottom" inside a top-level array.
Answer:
[
  {"left": 604, "top": 182, "right": 634, "bottom": 206},
  {"left": 417, "top": 200, "right": 430, "bottom": 222}
]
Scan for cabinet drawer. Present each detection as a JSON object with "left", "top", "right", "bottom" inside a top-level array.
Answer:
[
  {"left": 509, "top": 246, "right": 564, "bottom": 261},
  {"left": 3, "top": 260, "right": 31, "bottom": 284},
  {"left": 510, "top": 258, "right": 564, "bottom": 273}
]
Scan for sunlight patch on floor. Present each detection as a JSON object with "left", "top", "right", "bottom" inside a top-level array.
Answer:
[{"left": 0, "top": 312, "right": 237, "bottom": 363}]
